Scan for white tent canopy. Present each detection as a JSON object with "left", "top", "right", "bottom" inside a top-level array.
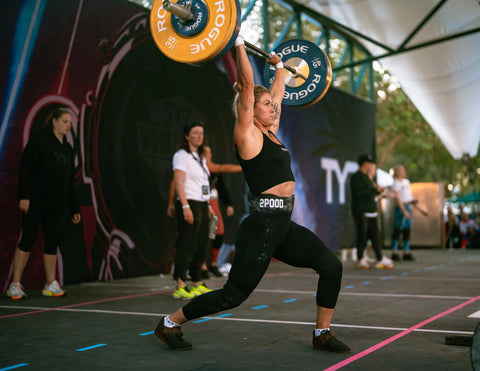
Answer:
[{"left": 292, "top": 0, "right": 480, "bottom": 159}]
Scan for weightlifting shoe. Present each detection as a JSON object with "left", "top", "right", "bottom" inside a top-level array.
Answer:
[
  {"left": 155, "top": 317, "right": 192, "bottom": 350},
  {"left": 312, "top": 331, "right": 351, "bottom": 353}
]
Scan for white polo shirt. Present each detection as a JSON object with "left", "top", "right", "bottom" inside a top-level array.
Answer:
[
  {"left": 392, "top": 178, "right": 413, "bottom": 203},
  {"left": 173, "top": 149, "right": 210, "bottom": 201}
]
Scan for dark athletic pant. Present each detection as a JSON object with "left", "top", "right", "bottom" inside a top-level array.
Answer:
[
  {"left": 18, "top": 207, "right": 67, "bottom": 254},
  {"left": 353, "top": 214, "right": 382, "bottom": 261},
  {"left": 182, "top": 209, "right": 343, "bottom": 320},
  {"left": 174, "top": 199, "right": 209, "bottom": 283}
]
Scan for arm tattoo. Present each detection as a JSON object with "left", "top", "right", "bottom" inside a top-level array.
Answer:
[{"left": 273, "top": 102, "right": 280, "bottom": 119}]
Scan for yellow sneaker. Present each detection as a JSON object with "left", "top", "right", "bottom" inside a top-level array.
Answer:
[
  {"left": 191, "top": 283, "right": 212, "bottom": 296},
  {"left": 173, "top": 285, "right": 195, "bottom": 300}
]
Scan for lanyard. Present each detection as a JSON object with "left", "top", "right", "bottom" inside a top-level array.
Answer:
[{"left": 191, "top": 152, "right": 209, "bottom": 178}]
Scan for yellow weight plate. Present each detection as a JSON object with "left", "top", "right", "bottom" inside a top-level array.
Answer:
[{"left": 150, "top": 0, "right": 240, "bottom": 64}]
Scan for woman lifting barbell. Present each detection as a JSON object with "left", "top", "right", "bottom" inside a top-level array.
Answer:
[{"left": 154, "top": 32, "right": 350, "bottom": 354}]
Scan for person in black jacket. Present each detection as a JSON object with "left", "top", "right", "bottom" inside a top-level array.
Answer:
[
  {"left": 350, "top": 155, "right": 393, "bottom": 269},
  {"left": 6, "top": 107, "right": 81, "bottom": 300}
]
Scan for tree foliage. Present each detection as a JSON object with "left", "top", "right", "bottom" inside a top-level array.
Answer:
[
  {"left": 374, "top": 66, "right": 480, "bottom": 197},
  {"left": 128, "top": 0, "right": 479, "bottom": 198}
]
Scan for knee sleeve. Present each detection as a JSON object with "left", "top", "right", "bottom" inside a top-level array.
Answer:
[{"left": 402, "top": 228, "right": 411, "bottom": 241}]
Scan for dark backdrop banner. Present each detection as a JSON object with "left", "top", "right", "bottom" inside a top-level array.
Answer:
[
  {"left": 0, "top": 0, "right": 375, "bottom": 291},
  {"left": 279, "top": 90, "right": 376, "bottom": 253}
]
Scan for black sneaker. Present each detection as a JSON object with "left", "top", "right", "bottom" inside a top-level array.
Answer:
[
  {"left": 208, "top": 266, "right": 224, "bottom": 277},
  {"left": 312, "top": 331, "right": 351, "bottom": 353},
  {"left": 201, "top": 269, "right": 210, "bottom": 279},
  {"left": 155, "top": 317, "right": 193, "bottom": 350},
  {"left": 403, "top": 253, "right": 415, "bottom": 261},
  {"left": 391, "top": 253, "right": 400, "bottom": 261}
]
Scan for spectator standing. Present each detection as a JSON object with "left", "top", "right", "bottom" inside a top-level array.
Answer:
[
  {"left": 6, "top": 107, "right": 81, "bottom": 299},
  {"left": 445, "top": 211, "right": 461, "bottom": 249},
  {"left": 459, "top": 212, "right": 478, "bottom": 249},
  {"left": 350, "top": 155, "right": 393, "bottom": 269},
  {"left": 390, "top": 165, "right": 427, "bottom": 261},
  {"left": 171, "top": 121, "right": 213, "bottom": 300},
  {"left": 168, "top": 128, "right": 241, "bottom": 296}
]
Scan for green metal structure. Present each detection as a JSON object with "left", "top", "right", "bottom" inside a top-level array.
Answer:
[
  {"left": 239, "top": 0, "right": 376, "bottom": 102},
  {"left": 131, "top": 0, "right": 377, "bottom": 101}
]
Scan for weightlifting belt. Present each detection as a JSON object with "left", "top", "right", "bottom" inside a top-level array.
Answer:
[{"left": 248, "top": 194, "right": 295, "bottom": 213}]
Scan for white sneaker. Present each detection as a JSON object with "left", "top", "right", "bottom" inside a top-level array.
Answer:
[
  {"left": 7, "top": 282, "right": 27, "bottom": 300},
  {"left": 356, "top": 257, "right": 370, "bottom": 269},
  {"left": 42, "top": 280, "right": 66, "bottom": 297},
  {"left": 375, "top": 256, "right": 394, "bottom": 269},
  {"left": 363, "top": 252, "right": 376, "bottom": 265},
  {"left": 219, "top": 263, "right": 231, "bottom": 274}
]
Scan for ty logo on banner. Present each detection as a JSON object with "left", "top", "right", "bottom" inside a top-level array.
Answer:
[{"left": 321, "top": 157, "right": 358, "bottom": 204}]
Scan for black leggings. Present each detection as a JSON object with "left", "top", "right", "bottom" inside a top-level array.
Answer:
[
  {"left": 354, "top": 215, "right": 382, "bottom": 261},
  {"left": 182, "top": 209, "right": 343, "bottom": 320},
  {"left": 18, "top": 207, "right": 66, "bottom": 254},
  {"left": 174, "top": 199, "right": 209, "bottom": 283}
]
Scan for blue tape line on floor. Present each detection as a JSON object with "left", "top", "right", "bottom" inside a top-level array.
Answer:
[
  {"left": 252, "top": 305, "right": 268, "bottom": 309},
  {"left": 193, "top": 318, "right": 211, "bottom": 323},
  {"left": 76, "top": 344, "right": 107, "bottom": 351},
  {"left": 283, "top": 299, "right": 297, "bottom": 303},
  {"left": 193, "top": 313, "right": 233, "bottom": 323},
  {"left": 381, "top": 276, "right": 395, "bottom": 280},
  {"left": 139, "top": 331, "right": 154, "bottom": 336},
  {"left": 0, "top": 364, "right": 28, "bottom": 371}
]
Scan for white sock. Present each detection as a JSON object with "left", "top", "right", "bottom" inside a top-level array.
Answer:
[
  {"left": 314, "top": 328, "right": 330, "bottom": 337},
  {"left": 164, "top": 316, "right": 180, "bottom": 328}
]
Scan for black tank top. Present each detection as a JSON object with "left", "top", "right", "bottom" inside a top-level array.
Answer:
[{"left": 235, "top": 131, "right": 295, "bottom": 195}]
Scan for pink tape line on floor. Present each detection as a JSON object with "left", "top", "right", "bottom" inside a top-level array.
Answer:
[{"left": 325, "top": 295, "right": 480, "bottom": 371}]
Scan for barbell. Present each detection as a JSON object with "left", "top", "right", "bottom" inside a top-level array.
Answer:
[{"left": 150, "top": 0, "right": 332, "bottom": 107}]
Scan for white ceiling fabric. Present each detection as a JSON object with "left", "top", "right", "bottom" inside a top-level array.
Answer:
[{"left": 293, "top": 0, "right": 480, "bottom": 159}]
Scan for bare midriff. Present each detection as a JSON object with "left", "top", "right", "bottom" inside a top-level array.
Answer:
[{"left": 261, "top": 181, "right": 295, "bottom": 198}]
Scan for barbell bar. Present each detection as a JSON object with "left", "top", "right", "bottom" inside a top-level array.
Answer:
[
  {"left": 162, "top": 0, "right": 306, "bottom": 80},
  {"left": 162, "top": 0, "right": 195, "bottom": 21},
  {"left": 150, "top": 0, "right": 332, "bottom": 107}
]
